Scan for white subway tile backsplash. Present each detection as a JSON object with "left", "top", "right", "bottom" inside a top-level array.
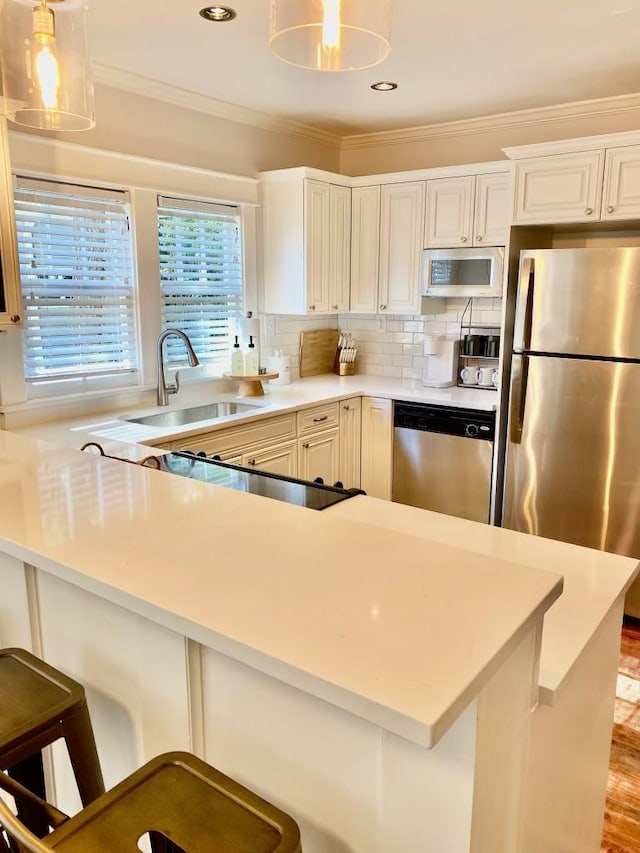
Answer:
[{"left": 261, "top": 298, "right": 502, "bottom": 380}]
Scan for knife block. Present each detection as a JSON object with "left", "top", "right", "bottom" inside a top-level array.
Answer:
[{"left": 336, "top": 362, "right": 356, "bottom": 376}]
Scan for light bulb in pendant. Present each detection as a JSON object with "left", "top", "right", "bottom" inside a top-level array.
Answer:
[
  {"left": 322, "top": 0, "right": 341, "bottom": 50},
  {"left": 32, "top": 1, "right": 60, "bottom": 112}
]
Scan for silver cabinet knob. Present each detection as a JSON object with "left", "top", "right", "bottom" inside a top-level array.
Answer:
[
  {"left": 607, "top": 205, "right": 615, "bottom": 213},
  {"left": 585, "top": 208, "right": 593, "bottom": 215},
  {"left": 379, "top": 304, "right": 387, "bottom": 310},
  {"left": 476, "top": 236, "right": 483, "bottom": 242},
  {"left": 461, "top": 236, "right": 468, "bottom": 242}
]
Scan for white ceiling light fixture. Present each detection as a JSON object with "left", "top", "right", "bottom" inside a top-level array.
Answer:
[
  {"left": 371, "top": 81, "right": 397, "bottom": 91},
  {"left": 270, "top": 0, "right": 391, "bottom": 72},
  {"left": 199, "top": 6, "right": 236, "bottom": 23},
  {"left": 0, "top": 0, "right": 95, "bottom": 131}
]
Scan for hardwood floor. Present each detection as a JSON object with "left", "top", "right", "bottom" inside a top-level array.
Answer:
[{"left": 601, "top": 617, "right": 640, "bottom": 852}]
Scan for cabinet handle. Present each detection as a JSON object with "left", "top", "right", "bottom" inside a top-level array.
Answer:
[
  {"left": 380, "top": 304, "right": 387, "bottom": 310},
  {"left": 476, "top": 236, "right": 483, "bottom": 242},
  {"left": 332, "top": 304, "right": 338, "bottom": 310},
  {"left": 248, "top": 459, "right": 256, "bottom": 466},
  {"left": 312, "top": 415, "right": 328, "bottom": 422},
  {"left": 309, "top": 304, "right": 316, "bottom": 311},
  {"left": 343, "top": 405, "right": 350, "bottom": 411},
  {"left": 10, "top": 315, "right": 20, "bottom": 323},
  {"left": 302, "top": 442, "right": 310, "bottom": 449},
  {"left": 607, "top": 205, "right": 615, "bottom": 214},
  {"left": 585, "top": 208, "right": 593, "bottom": 215},
  {"left": 461, "top": 236, "right": 468, "bottom": 243}
]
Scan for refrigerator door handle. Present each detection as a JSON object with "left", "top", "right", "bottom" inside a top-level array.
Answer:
[
  {"left": 509, "top": 354, "right": 529, "bottom": 444},
  {"left": 513, "top": 255, "right": 535, "bottom": 351}
]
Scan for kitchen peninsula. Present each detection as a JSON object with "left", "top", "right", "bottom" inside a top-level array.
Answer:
[{"left": 0, "top": 425, "right": 637, "bottom": 853}]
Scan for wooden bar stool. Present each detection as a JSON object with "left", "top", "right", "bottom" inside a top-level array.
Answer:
[
  {"left": 0, "top": 751, "right": 302, "bottom": 852},
  {"left": 0, "top": 648, "right": 105, "bottom": 837}
]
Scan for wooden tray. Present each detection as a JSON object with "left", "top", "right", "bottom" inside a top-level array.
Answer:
[{"left": 299, "top": 329, "right": 339, "bottom": 377}]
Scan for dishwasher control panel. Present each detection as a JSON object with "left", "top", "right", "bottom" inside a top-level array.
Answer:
[{"left": 393, "top": 403, "right": 495, "bottom": 441}]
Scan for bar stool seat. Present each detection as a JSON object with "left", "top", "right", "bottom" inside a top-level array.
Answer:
[
  {"left": 0, "top": 751, "right": 302, "bottom": 852},
  {"left": 0, "top": 647, "right": 104, "bottom": 835}
]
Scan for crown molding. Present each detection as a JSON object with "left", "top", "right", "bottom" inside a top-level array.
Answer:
[
  {"left": 340, "top": 92, "right": 640, "bottom": 151},
  {"left": 91, "top": 63, "right": 342, "bottom": 149}
]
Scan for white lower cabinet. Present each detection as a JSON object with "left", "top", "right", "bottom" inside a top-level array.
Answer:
[
  {"left": 298, "top": 428, "right": 340, "bottom": 485},
  {"left": 360, "top": 397, "right": 393, "bottom": 500},
  {"left": 338, "top": 397, "right": 362, "bottom": 489},
  {"left": 242, "top": 440, "right": 298, "bottom": 478}
]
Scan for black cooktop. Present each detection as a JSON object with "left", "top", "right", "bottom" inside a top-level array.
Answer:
[{"left": 158, "top": 451, "right": 363, "bottom": 510}]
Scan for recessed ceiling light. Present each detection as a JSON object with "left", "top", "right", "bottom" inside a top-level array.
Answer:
[
  {"left": 371, "top": 81, "right": 398, "bottom": 91},
  {"left": 199, "top": 6, "right": 236, "bottom": 22}
]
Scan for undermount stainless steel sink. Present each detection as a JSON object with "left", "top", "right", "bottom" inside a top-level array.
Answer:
[{"left": 122, "top": 402, "right": 260, "bottom": 428}]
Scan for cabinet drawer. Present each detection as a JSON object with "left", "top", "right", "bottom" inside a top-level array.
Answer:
[
  {"left": 297, "top": 402, "right": 340, "bottom": 436},
  {"left": 173, "top": 413, "right": 297, "bottom": 457}
]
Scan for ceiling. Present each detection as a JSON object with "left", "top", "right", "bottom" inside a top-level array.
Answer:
[{"left": 88, "top": 0, "right": 640, "bottom": 137}]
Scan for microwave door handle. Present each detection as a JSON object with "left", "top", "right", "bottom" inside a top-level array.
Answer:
[{"left": 513, "top": 255, "right": 535, "bottom": 352}]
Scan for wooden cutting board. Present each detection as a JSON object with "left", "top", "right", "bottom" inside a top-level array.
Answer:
[{"left": 299, "top": 329, "right": 340, "bottom": 377}]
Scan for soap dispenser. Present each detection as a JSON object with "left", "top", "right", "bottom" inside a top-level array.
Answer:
[
  {"left": 230, "top": 335, "right": 244, "bottom": 375},
  {"left": 245, "top": 335, "right": 258, "bottom": 376}
]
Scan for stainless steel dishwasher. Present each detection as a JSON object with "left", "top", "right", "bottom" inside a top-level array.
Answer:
[{"left": 392, "top": 402, "right": 495, "bottom": 523}]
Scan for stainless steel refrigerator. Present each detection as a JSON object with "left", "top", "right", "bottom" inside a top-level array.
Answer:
[{"left": 503, "top": 247, "right": 640, "bottom": 615}]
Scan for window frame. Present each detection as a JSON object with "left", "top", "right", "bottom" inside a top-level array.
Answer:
[{"left": 13, "top": 176, "right": 141, "bottom": 398}]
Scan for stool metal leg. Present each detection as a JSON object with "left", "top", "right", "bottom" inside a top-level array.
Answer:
[
  {"left": 61, "top": 700, "right": 104, "bottom": 806},
  {"left": 7, "top": 754, "right": 48, "bottom": 840}
]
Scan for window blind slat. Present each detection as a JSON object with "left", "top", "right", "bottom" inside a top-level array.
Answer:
[
  {"left": 158, "top": 197, "right": 244, "bottom": 367},
  {"left": 14, "top": 178, "right": 138, "bottom": 384}
]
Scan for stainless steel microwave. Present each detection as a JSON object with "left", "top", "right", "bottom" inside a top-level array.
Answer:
[{"left": 422, "top": 247, "right": 504, "bottom": 298}]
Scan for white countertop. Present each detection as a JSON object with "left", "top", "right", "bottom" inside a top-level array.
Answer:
[
  {"left": 328, "top": 497, "right": 640, "bottom": 705},
  {"left": 12, "top": 374, "right": 498, "bottom": 452},
  {"left": 0, "top": 429, "right": 559, "bottom": 749}
]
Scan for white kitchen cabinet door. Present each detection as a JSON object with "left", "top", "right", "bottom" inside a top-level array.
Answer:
[
  {"left": 339, "top": 397, "right": 362, "bottom": 489},
  {"left": 512, "top": 151, "right": 604, "bottom": 224},
  {"left": 350, "top": 186, "right": 381, "bottom": 314},
  {"left": 601, "top": 145, "right": 640, "bottom": 221},
  {"left": 243, "top": 440, "right": 298, "bottom": 478},
  {"left": 360, "top": 397, "right": 393, "bottom": 500},
  {"left": 424, "top": 176, "right": 474, "bottom": 248},
  {"left": 379, "top": 182, "right": 425, "bottom": 315},
  {"left": 298, "top": 429, "right": 340, "bottom": 486},
  {"left": 473, "top": 172, "right": 510, "bottom": 246},
  {"left": 329, "top": 184, "right": 351, "bottom": 312},
  {"left": 304, "top": 179, "right": 331, "bottom": 314}
]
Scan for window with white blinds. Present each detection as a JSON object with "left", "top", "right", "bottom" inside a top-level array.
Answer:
[
  {"left": 157, "top": 196, "right": 243, "bottom": 367},
  {"left": 14, "top": 177, "right": 138, "bottom": 386}
]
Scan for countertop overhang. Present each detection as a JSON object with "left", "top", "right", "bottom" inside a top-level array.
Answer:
[{"left": 0, "top": 429, "right": 560, "bottom": 749}]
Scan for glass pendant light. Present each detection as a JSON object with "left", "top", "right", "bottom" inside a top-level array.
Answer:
[
  {"left": 270, "top": 0, "right": 391, "bottom": 72},
  {"left": 0, "top": 0, "right": 95, "bottom": 131}
]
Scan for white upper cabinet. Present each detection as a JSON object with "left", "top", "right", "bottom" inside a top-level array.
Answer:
[
  {"left": 474, "top": 173, "right": 511, "bottom": 246},
  {"left": 424, "top": 172, "right": 509, "bottom": 248},
  {"left": 351, "top": 182, "right": 425, "bottom": 315},
  {"left": 350, "top": 186, "right": 381, "bottom": 314},
  {"left": 601, "top": 145, "right": 640, "bottom": 221},
  {"left": 512, "top": 151, "right": 605, "bottom": 224},
  {"left": 0, "top": 119, "right": 21, "bottom": 329},
  {"left": 379, "top": 182, "right": 425, "bottom": 314},
  {"left": 262, "top": 170, "right": 351, "bottom": 315},
  {"left": 328, "top": 184, "right": 351, "bottom": 312},
  {"left": 424, "top": 176, "right": 474, "bottom": 247}
]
